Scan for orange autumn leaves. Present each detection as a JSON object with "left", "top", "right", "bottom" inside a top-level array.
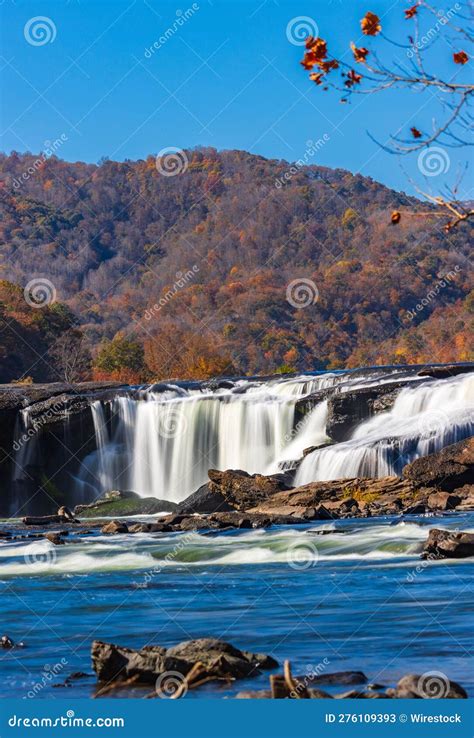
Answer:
[{"left": 301, "top": 11, "right": 381, "bottom": 88}]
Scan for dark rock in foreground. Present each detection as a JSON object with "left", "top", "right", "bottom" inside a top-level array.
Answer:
[
  {"left": 422, "top": 528, "right": 474, "bottom": 559},
  {"left": 91, "top": 637, "right": 277, "bottom": 685},
  {"left": 403, "top": 437, "right": 474, "bottom": 492},
  {"left": 176, "top": 483, "right": 234, "bottom": 514}
]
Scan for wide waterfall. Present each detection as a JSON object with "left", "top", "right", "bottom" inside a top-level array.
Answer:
[
  {"left": 74, "top": 374, "right": 340, "bottom": 503},
  {"left": 70, "top": 368, "right": 474, "bottom": 504},
  {"left": 295, "top": 371, "right": 474, "bottom": 484}
]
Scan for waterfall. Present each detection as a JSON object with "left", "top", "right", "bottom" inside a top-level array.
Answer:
[{"left": 295, "top": 372, "right": 474, "bottom": 484}]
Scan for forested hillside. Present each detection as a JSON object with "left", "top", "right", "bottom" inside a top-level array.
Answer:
[{"left": 0, "top": 148, "right": 471, "bottom": 382}]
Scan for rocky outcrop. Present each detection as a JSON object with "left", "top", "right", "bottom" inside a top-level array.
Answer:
[
  {"left": 403, "top": 437, "right": 474, "bottom": 492},
  {"left": 323, "top": 379, "right": 427, "bottom": 442},
  {"left": 101, "top": 520, "right": 129, "bottom": 535},
  {"left": 91, "top": 638, "right": 277, "bottom": 685},
  {"left": 422, "top": 528, "right": 474, "bottom": 559},
  {"left": 74, "top": 490, "right": 177, "bottom": 518},
  {"left": 418, "top": 363, "right": 474, "bottom": 379},
  {"left": 176, "top": 483, "right": 234, "bottom": 514},
  {"left": 247, "top": 476, "right": 427, "bottom": 518},
  {"left": 0, "top": 381, "right": 125, "bottom": 516},
  {"left": 207, "top": 469, "right": 291, "bottom": 511}
]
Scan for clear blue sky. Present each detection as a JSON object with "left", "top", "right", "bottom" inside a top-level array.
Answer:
[{"left": 1, "top": 0, "right": 472, "bottom": 196}]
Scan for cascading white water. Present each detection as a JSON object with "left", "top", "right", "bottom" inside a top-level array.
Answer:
[
  {"left": 75, "top": 374, "right": 341, "bottom": 502},
  {"left": 74, "top": 369, "right": 474, "bottom": 504},
  {"left": 295, "top": 372, "right": 474, "bottom": 484}
]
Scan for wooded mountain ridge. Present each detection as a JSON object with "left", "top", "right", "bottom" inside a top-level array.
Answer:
[{"left": 0, "top": 148, "right": 471, "bottom": 382}]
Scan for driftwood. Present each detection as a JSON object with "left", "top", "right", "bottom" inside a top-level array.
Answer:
[
  {"left": 270, "top": 661, "right": 311, "bottom": 699},
  {"left": 93, "top": 674, "right": 140, "bottom": 698}
]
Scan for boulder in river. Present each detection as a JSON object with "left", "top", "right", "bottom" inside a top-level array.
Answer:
[
  {"left": 207, "top": 469, "right": 291, "bottom": 511},
  {"left": 91, "top": 637, "right": 278, "bottom": 685},
  {"left": 422, "top": 528, "right": 474, "bottom": 559},
  {"left": 101, "top": 520, "right": 129, "bottom": 535},
  {"left": 392, "top": 673, "right": 467, "bottom": 699},
  {"left": 176, "top": 483, "right": 234, "bottom": 514},
  {"left": 403, "top": 437, "right": 474, "bottom": 492}
]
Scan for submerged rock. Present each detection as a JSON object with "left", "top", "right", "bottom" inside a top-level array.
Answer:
[
  {"left": 403, "top": 437, "right": 474, "bottom": 492},
  {"left": 91, "top": 637, "right": 277, "bottom": 685},
  {"left": 422, "top": 528, "right": 474, "bottom": 559}
]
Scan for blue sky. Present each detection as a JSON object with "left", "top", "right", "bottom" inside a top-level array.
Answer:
[{"left": 1, "top": 0, "right": 472, "bottom": 196}]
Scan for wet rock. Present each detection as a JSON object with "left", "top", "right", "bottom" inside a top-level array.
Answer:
[
  {"left": 324, "top": 498, "right": 360, "bottom": 516},
  {"left": 101, "top": 520, "right": 129, "bottom": 535},
  {"left": 418, "top": 364, "right": 474, "bottom": 379},
  {"left": 311, "top": 670, "right": 368, "bottom": 686},
  {"left": 176, "top": 483, "right": 234, "bottom": 514},
  {"left": 22, "top": 514, "right": 76, "bottom": 526},
  {"left": 75, "top": 491, "right": 177, "bottom": 518},
  {"left": 427, "top": 491, "right": 462, "bottom": 511},
  {"left": 91, "top": 637, "right": 277, "bottom": 684},
  {"left": 207, "top": 469, "right": 290, "bottom": 511},
  {"left": 394, "top": 673, "right": 467, "bottom": 699},
  {"left": 128, "top": 522, "right": 172, "bottom": 534},
  {"left": 44, "top": 532, "right": 65, "bottom": 545},
  {"left": 236, "top": 689, "right": 272, "bottom": 698},
  {"left": 403, "top": 437, "right": 474, "bottom": 492},
  {"left": 336, "top": 689, "right": 388, "bottom": 698},
  {"left": 422, "top": 528, "right": 474, "bottom": 559},
  {"left": 1, "top": 635, "right": 14, "bottom": 648},
  {"left": 403, "top": 503, "right": 426, "bottom": 515}
]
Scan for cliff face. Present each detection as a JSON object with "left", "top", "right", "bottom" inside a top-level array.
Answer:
[{"left": 0, "top": 382, "right": 124, "bottom": 516}]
